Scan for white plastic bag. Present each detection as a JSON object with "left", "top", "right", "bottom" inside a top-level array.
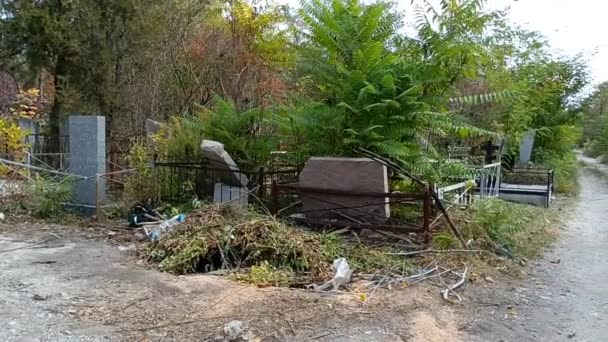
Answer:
[{"left": 310, "top": 257, "right": 352, "bottom": 291}]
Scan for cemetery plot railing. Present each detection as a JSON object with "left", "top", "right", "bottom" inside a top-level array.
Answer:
[
  {"left": 154, "top": 161, "right": 300, "bottom": 205},
  {"left": 500, "top": 168, "right": 554, "bottom": 207},
  {"left": 436, "top": 180, "right": 475, "bottom": 206},
  {"left": 476, "top": 162, "right": 501, "bottom": 199},
  {"left": 23, "top": 134, "right": 70, "bottom": 170},
  {"left": 270, "top": 184, "right": 435, "bottom": 242}
]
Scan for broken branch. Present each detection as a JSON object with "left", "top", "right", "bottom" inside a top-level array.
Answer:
[
  {"left": 390, "top": 249, "right": 485, "bottom": 257},
  {"left": 441, "top": 266, "right": 469, "bottom": 302}
]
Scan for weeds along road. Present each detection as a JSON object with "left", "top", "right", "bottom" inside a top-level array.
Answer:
[{"left": 464, "top": 157, "right": 608, "bottom": 342}]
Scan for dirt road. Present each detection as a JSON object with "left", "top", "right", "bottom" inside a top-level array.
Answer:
[
  {"left": 2, "top": 159, "right": 608, "bottom": 341},
  {"left": 0, "top": 223, "right": 461, "bottom": 341},
  {"left": 464, "top": 159, "right": 608, "bottom": 342}
]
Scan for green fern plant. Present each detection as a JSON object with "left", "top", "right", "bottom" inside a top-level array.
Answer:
[{"left": 165, "top": 97, "right": 280, "bottom": 170}]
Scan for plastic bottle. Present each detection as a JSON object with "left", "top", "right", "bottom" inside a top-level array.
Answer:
[{"left": 148, "top": 214, "right": 186, "bottom": 241}]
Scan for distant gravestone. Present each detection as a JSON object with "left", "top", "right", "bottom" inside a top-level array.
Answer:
[
  {"left": 145, "top": 118, "right": 167, "bottom": 138},
  {"left": 519, "top": 130, "right": 536, "bottom": 165},
  {"left": 299, "top": 157, "right": 390, "bottom": 223},
  {"left": 201, "top": 140, "right": 248, "bottom": 187},
  {"left": 69, "top": 116, "right": 106, "bottom": 211},
  {"left": 201, "top": 140, "right": 249, "bottom": 207}
]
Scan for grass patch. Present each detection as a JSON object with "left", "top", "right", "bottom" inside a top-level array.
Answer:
[
  {"left": 427, "top": 198, "right": 566, "bottom": 280},
  {"left": 144, "top": 205, "right": 411, "bottom": 286},
  {"left": 441, "top": 198, "right": 561, "bottom": 260},
  {"left": 539, "top": 151, "right": 579, "bottom": 196}
]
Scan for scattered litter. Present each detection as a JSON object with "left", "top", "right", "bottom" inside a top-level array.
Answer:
[
  {"left": 567, "top": 330, "right": 576, "bottom": 338},
  {"left": 224, "top": 320, "right": 244, "bottom": 341},
  {"left": 550, "top": 257, "right": 561, "bottom": 264},
  {"left": 0, "top": 212, "right": 5, "bottom": 221},
  {"left": 128, "top": 201, "right": 162, "bottom": 227},
  {"left": 118, "top": 244, "right": 136, "bottom": 252},
  {"left": 308, "top": 257, "right": 352, "bottom": 291},
  {"left": 148, "top": 214, "right": 186, "bottom": 241}
]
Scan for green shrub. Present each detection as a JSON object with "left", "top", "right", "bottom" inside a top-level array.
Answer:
[
  {"left": 124, "top": 140, "right": 159, "bottom": 204},
  {"left": 537, "top": 150, "right": 579, "bottom": 195},
  {"left": 24, "top": 175, "right": 72, "bottom": 218},
  {"left": 459, "top": 198, "right": 555, "bottom": 258},
  {"left": 162, "top": 98, "right": 280, "bottom": 169},
  {"left": 471, "top": 199, "right": 529, "bottom": 245}
]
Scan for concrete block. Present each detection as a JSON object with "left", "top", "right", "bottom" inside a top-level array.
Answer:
[{"left": 69, "top": 116, "right": 106, "bottom": 208}]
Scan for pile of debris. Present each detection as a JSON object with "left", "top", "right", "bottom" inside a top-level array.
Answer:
[
  {"left": 144, "top": 206, "right": 327, "bottom": 277},
  {"left": 142, "top": 205, "right": 412, "bottom": 287}
]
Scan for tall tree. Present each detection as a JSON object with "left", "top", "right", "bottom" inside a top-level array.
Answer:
[
  {"left": 291, "top": 0, "right": 490, "bottom": 180},
  {"left": 0, "top": 0, "right": 77, "bottom": 149}
]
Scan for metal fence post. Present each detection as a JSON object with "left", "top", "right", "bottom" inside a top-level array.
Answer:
[
  {"left": 271, "top": 180, "right": 279, "bottom": 215},
  {"left": 25, "top": 152, "right": 31, "bottom": 178},
  {"left": 95, "top": 173, "right": 100, "bottom": 218},
  {"left": 258, "top": 167, "right": 265, "bottom": 199},
  {"left": 423, "top": 186, "right": 433, "bottom": 244}
]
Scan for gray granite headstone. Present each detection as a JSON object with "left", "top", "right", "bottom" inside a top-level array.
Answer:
[
  {"left": 519, "top": 130, "right": 536, "bottom": 165},
  {"left": 69, "top": 116, "right": 106, "bottom": 208},
  {"left": 299, "top": 157, "right": 390, "bottom": 223},
  {"left": 201, "top": 140, "right": 248, "bottom": 187}
]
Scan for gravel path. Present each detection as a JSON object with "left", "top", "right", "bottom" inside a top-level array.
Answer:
[{"left": 465, "top": 157, "right": 608, "bottom": 342}]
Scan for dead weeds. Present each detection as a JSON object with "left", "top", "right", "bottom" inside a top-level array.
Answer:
[{"left": 143, "top": 205, "right": 411, "bottom": 286}]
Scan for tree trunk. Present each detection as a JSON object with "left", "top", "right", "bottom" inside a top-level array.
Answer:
[{"left": 47, "top": 55, "right": 68, "bottom": 154}]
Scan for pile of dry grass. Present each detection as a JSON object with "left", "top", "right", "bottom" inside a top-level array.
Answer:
[
  {"left": 144, "top": 205, "right": 412, "bottom": 286},
  {"left": 145, "top": 206, "right": 328, "bottom": 278}
]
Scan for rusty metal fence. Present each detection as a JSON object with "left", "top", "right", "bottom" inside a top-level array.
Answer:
[
  {"left": 270, "top": 183, "right": 435, "bottom": 242},
  {"left": 153, "top": 161, "right": 300, "bottom": 205}
]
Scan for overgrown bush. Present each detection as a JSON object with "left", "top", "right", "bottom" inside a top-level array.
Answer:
[
  {"left": 537, "top": 150, "right": 579, "bottom": 195},
  {"left": 0, "top": 118, "right": 28, "bottom": 175},
  {"left": 533, "top": 124, "right": 581, "bottom": 194},
  {"left": 124, "top": 140, "right": 159, "bottom": 204},
  {"left": 23, "top": 175, "right": 72, "bottom": 218},
  {"left": 159, "top": 98, "right": 280, "bottom": 169}
]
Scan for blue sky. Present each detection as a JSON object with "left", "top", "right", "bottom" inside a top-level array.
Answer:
[{"left": 280, "top": 0, "right": 608, "bottom": 86}]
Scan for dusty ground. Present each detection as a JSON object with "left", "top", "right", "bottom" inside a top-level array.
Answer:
[
  {"left": 0, "top": 221, "right": 466, "bottom": 342},
  {"left": 2, "top": 157, "right": 607, "bottom": 341},
  {"left": 458, "top": 158, "right": 608, "bottom": 342}
]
